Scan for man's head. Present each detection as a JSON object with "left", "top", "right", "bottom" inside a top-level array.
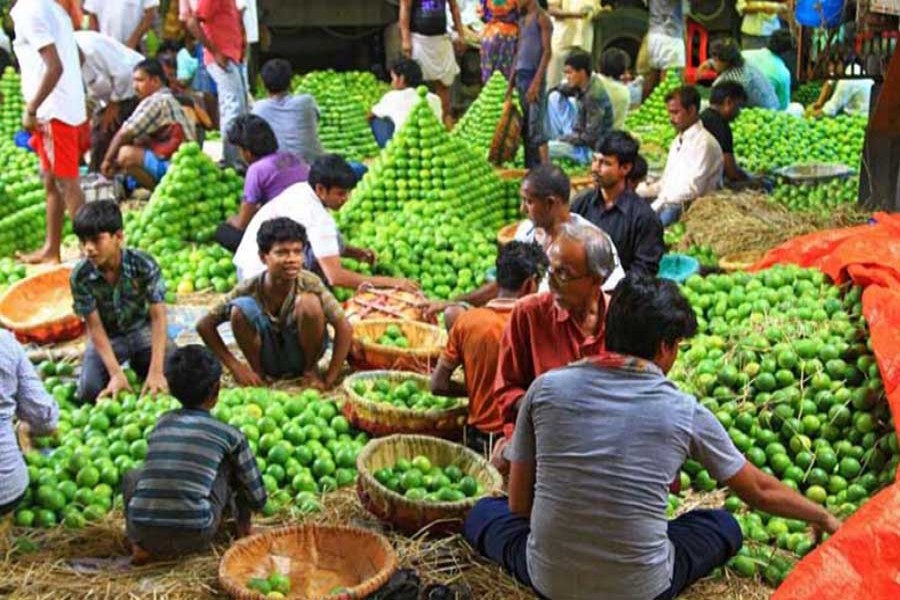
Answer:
[
  {"left": 260, "top": 58, "right": 293, "bottom": 95},
  {"left": 257, "top": 217, "right": 308, "bottom": 281},
  {"left": 563, "top": 50, "right": 593, "bottom": 89},
  {"left": 598, "top": 47, "right": 631, "bottom": 81},
  {"left": 627, "top": 154, "right": 648, "bottom": 190},
  {"left": 389, "top": 57, "right": 424, "bottom": 90},
  {"left": 591, "top": 130, "right": 639, "bottom": 190},
  {"left": 767, "top": 29, "right": 794, "bottom": 57},
  {"left": 133, "top": 58, "right": 167, "bottom": 99},
  {"left": 308, "top": 154, "right": 359, "bottom": 210},
  {"left": 664, "top": 85, "right": 701, "bottom": 133},
  {"left": 520, "top": 164, "right": 570, "bottom": 230},
  {"left": 709, "top": 80, "right": 748, "bottom": 122},
  {"left": 73, "top": 200, "right": 124, "bottom": 269},
  {"left": 165, "top": 345, "right": 223, "bottom": 409},
  {"left": 605, "top": 274, "right": 698, "bottom": 373},
  {"left": 546, "top": 223, "right": 614, "bottom": 312},
  {"left": 496, "top": 241, "right": 548, "bottom": 297},
  {"left": 709, "top": 38, "right": 744, "bottom": 74},
  {"left": 227, "top": 114, "right": 279, "bottom": 164}
]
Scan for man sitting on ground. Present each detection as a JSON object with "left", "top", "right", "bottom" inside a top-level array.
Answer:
[
  {"left": 572, "top": 130, "right": 664, "bottom": 277},
  {"left": 214, "top": 114, "right": 310, "bottom": 252},
  {"left": 198, "top": 218, "right": 354, "bottom": 389},
  {"left": 700, "top": 81, "right": 758, "bottom": 187},
  {"left": 430, "top": 241, "right": 547, "bottom": 456},
  {"left": 70, "top": 201, "right": 172, "bottom": 403},
  {"left": 233, "top": 154, "right": 417, "bottom": 291},
  {"left": 100, "top": 58, "right": 196, "bottom": 190},
  {"left": 493, "top": 223, "right": 614, "bottom": 457},
  {"left": 637, "top": 86, "right": 723, "bottom": 226},
  {"left": 124, "top": 345, "right": 266, "bottom": 564},
  {"left": 465, "top": 275, "right": 841, "bottom": 599},
  {"left": 370, "top": 57, "right": 443, "bottom": 147},
  {"left": 546, "top": 49, "right": 614, "bottom": 165},
  {"left": 252, "top": 58, "right": 323, "bottom": 164},
  {"left": 707, "top": 37, "right": 779, "bottom": 110},
  {"left": 742, "top": 29, "right": 793, "bottom": 111}
]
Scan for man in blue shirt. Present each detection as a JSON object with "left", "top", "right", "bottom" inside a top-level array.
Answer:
[{"left": 465, "top": 275, "right": 841, "bottom": 600}]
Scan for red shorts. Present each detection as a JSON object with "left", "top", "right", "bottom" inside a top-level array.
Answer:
[{"left": 30, "top": 120, "right": 90, "bottom": 179}]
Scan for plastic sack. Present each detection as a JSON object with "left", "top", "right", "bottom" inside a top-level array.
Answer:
[
  {"left": 795, "top": 0, "right": 846, "bottom": 28},
  {"left": 752, "top": 213, "right": 900, "bottom": 599}
]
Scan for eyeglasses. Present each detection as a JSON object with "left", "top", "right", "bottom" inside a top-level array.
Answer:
[{"left": 547, "top": 266, "right": 592, "bottom": 285}]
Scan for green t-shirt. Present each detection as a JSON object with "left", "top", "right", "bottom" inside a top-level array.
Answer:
[{"left": 742, "top": 48, "right": 791, "bottom": 110}]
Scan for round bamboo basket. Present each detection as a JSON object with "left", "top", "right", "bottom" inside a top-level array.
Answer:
[
  {"left": 219, "top": 524, "right": 397, "bottom": 600},
  {"left": 0, "top": 266, "right": 84, "bottom": 344},
  {"left": 342, "top": 370, "right": 468, "bottom": 439},
  {"left": 496, "top": 221, "right": 521, "bottom": 246},
  {"left": 494, "top": 167, "right": 528, "bottom": 181},
  {"left": 356, "top": 434, "right": 503, "bottom": 535},
  {"left": 351, "top": 319, "right": 446, "bottom": 374}
]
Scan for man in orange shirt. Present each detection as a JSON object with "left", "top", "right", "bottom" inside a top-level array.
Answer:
[{"left": 430, "top": 241, "right": 548, "bottom": 456}]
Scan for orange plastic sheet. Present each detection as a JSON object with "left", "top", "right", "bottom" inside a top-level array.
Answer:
[{"left": 751, "top": 212, "right": 900, "bottom": 600}]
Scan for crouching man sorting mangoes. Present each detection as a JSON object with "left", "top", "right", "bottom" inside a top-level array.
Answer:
[
  {"left": 465, "top": 275, "right": 841, "bottom": 600},
  {"left": 197, "top": 217, "right": 353, "bottom": 389}
]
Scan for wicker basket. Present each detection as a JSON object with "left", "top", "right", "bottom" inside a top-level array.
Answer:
[
  {"left": 488, "top": 95, "right": 523, "bottom": 167},
  {"left": 342, "top": 370, "right": 468, "bottom": 439},
  {"left": 719, "top": 251, "right": 764, "bottom": 272},
  {"left": 0, "top": 266, "right": 84, "bottom": 344},
  {"left": 497, "top": 221, "right": 521, "bottom": 246},
  {"left": 351, "top": 319, "right": 446, "bottom": 374},
  {"left": 494, "top": 167, "right": 528, "bottom": 181},
  {"left": 344, "top": 287, "right": 433, "bottom": 324},
  {"left": 219, "top": 524, "right": 397, "bottom": 600},
  {"left": 356, "top": 434, "right": 503, "bottom": 535}
]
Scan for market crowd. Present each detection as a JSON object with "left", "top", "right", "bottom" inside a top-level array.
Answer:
[{"left": 0, "top": 0, "right": 858, "bottom": 598}]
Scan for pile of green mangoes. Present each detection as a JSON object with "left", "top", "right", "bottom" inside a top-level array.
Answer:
[
  {"left": 125, "top": 142, "right": 242, "bottom": 251},
  {"left": 372, "top": 454, "right": 484, "bottom": 502},
  {"left": 452, "top": 71, "right": 516, "bottom": 159},
  {"left": 0, "top": 66, "right": 24, "bottom": 139},
  {"left": 671, "top": 265, "right": 898, "bottom": 584},
  {"left": 157, "top": 243, "right": 237, "bottom": 299},
  {"left": 792, "top": 82, "right": 823, "bottom": 106},
  {"left": 770, "top": 176, "right": 858, "bottom": 212},
  {"left": 0, "top": 257, "right": 26, "bottom": 287},
  {"left": 623, "top": 70, "right": 682, "bottom": 150},
  {"left": 338, "top": 88, "right": 510, "bottom": 299},
  {"left": 351, "top": 375, "right": 464, "bottom": 412}
]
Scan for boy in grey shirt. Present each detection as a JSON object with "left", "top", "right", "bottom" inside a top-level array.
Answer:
[
  {"left": 252, "top": 58, "right": 323, "bottom": 164},
  {"left": 464, "top": 275, "right": 841, "bottom": 600}
]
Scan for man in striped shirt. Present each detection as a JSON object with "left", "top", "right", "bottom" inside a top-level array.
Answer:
[{"left": 123, "top": 345, "right": 266, "bottom": 563}]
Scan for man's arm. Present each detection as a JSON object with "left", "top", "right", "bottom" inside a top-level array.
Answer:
[
  {"left": 125, "top": 5, "right": 158, "bottom": 50},
  {"left": 142, "top": 303, "right": 169, "bottom": 396},
  {"left": 227, "top": 201, "right": 260, "bottom": 231},
  {"left": 399, "top": 0, "right": 413, "bottom": 57},
  {"left": 508, "top": 459, "right": 536, "bottom": 518},
  {"left": 725, "top": 463, "right": 841, "bottom": 540},
  {"left": 630, "top": 210, "right": 665, "bottom": 277},
  {"left": 448, "top": 0, "right": 467, "bottom": 52},
  {"left": 84, "top": 311, "right": 132, "bottom": 398},
  {"left": 101, "top": 127, "right": 135, "bottom": 178},
  {"left": 560, "top": 87, "right": 613, "bottom": 147},
  {"left": 317, "top": 255, "right": 417, "bottom": 292},
  {"left": 506, "top": 378, "right": 540, "bottom": 518},
  {"left": 23, "top": 44, "right": 64, "bottom": 130},
  {"left": 430, "top": 356, "right": 467, "bottom": 397},
  {"left": 424, "top": 281, "right": 499, "bottom": 320},
  {"left": 492, "top": 310, "right": 534, "bottom": 434},
  {"left": 197, "top": 309, "right": 264, "bottom": 386},
  {"left": 723, "top": 153, "right": 749, "bottom": 182},
  {"left": 187, "top": 3, "right": 227, "bottom": 69},
  {"left": 527, "top": 13, "right": 553, "bottom": 101},
  {"left": 14, "top": 340, "right": 58, "bottom": 435},
  {"left": 322, "top": 316, "right": 352, "bottom": 388}
]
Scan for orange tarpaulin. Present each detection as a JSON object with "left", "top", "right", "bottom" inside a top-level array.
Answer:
[{"left": 752, "top": 212, "right": 900, "bottom": 600}]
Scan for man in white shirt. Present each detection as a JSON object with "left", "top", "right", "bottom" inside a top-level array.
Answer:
[
  {"left": 234, "top": 155, "right": 418, "bottom": 292},
  {"left": 84, "top": 0, "right": 159, "bottom": 50},
  {"left": 370, "top": 57, "right": 443, "bottom": 147},
  {"left": 11, "top": 0, "right": 86, "bottom": 265},
  {"left": 637, "top": 85, "right": 723, "bottom": 226},
  {"left": 75, "top": 31, "right": 145, "bottom": 172},
  {"left": 812, "top": 77, "right": 874, "bottom": 119}
]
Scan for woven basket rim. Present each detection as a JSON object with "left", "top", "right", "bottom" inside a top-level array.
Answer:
[
  {"left": 0, "top": 266, "right": 79, "bottom": 331},
  {"left": 352, "top": 319, "right": 447, "bottom": 359},
  {"left": 342, "top": 370, "right": 469, "bottom": 419},
  {"left": 357, "top": 434, "right": 503, "bottom": 511},
  {"left": 218, "top": 523, "right": 398, "bottom": 600}
]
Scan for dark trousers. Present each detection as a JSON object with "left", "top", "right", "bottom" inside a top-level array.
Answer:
[
  {"left": 122, "top": 464, "right": 248, "bottom": 557},
  {"left": 464, "top": 497, "right": 742, "bottom": 600},
  {"left": 77, "top": 326, "right": 175, "bottom": 403},
  {"left": 214, "top": 222, "right": 244, "bottom": 253},
  {"left": 89, "top": 97, "right": 140, "bottom": 172}
]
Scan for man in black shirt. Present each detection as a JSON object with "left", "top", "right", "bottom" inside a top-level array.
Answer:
[
  {"left": 571, "top": 131, "right": 664, "bottom": 277},
  {"left": 699, "top": 81, "right": 750, "bottom": 184}
]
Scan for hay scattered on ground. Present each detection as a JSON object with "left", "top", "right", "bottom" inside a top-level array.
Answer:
[
  {"left": 2, "top": 486, "right": 774, "bottom": 600},
  {"left": 680, "top": 190, "right": 868, "bottom": 259}
]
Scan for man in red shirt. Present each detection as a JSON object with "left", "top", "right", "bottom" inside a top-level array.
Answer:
[
  {"left": 491, "top": 220, "right": 615, "bottom": 468},
  {"left": 186, "top": 0, "right": 247, "bottom": 168},
  {"left": 430, "top": 241, "right": 548, "bottom": 456}
]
